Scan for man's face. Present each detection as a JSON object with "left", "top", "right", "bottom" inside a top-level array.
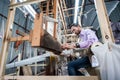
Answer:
[{"left": 71, "top": 26, "right": 80, "bottom": 35}]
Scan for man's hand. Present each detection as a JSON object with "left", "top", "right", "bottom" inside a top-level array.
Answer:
[{"left": 61, "top": 43, "right": 75, "bottom": 49}]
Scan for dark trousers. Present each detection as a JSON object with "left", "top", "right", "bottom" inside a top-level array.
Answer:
[{"left": 68, "top": 56, "right": 91, "bottom": 76}]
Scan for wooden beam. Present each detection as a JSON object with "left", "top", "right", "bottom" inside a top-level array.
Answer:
[
  {"left": 10, "top": 35, "right": 30, "bottom": 42},
  {"left": 17, "top": 54, "right": 22, "bottom": 75},
  {"left": 45, "top": 0, "right": 50, "bottom": 30},
  {"left": 31, "top": 13, "right": 44, "bottom": 47},
  {"left": 31, "top": 13, "right": 62, "bottom": 54},
  {"left": 59, "top": 0, "right": 67, "bottom": 29},
  {"left": 43, "top": 16, "right": 58, "bottom": 23},
  {"left": 4, "top": 76, "right": 99, "bottom": 80},
  {"left": 53, "top": 0, "right": 58, "bottom": 39},
  {"left": 62, "top": 0, "right": 70, "bottom": 28},
  {"left": 63, "top": 6, "right": 82, "bottom": 11},
  {"left": 40, "top": 30, "right": 62, "bottom": 55},
  {"left": 94, "top": 0, "right": 114, "bottom": 42},
  {"left": 58, "top": 1, "right": 67, "bottom": 35},
  {"left": 10, "top": 0, "right": 47, "bottom": 8},
  {"left": 22, "top": 66, "right": 32, "bottom": 75},
  {"left": 0, "top": 0, "right": 16, "bottom": 77}
]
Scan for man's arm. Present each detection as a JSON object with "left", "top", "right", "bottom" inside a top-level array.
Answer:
[{"left": 61, "top": 43, "right": 76, "bottom": 49}]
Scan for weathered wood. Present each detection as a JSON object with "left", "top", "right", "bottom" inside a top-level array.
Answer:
[
  {"left": 45, "top": 0, "right": 50, "bottom": 30},
  {"left": 17, "top": 54, "right": 22, "bottom": 75},
  {"left": 0, "top": 0, "right": 16, "bottom": 77},
  {"left": 94, "top": 0, "right": 114, "bottom": 42},
  {"left": 46, "top": 54, "right": 57, "bottom": 75},
  {"left": 31, "top": 13, "right": 62, "bottom": 54},
  {"left": 10, "top": 35, "right": 30, "bottom": 42},
  {"left": 31, "top": 13, "right": 43, "bottom": 46},
  {"left": 53, "top": 0, "right": 57, "bottom": 39},
  {"left": 4, "top": 76, "right": 99, "bottom": 80},
  {"left": 40, "top": 30, "right": 62, "bottom": 55},
  {"left": 22, "top": 66, "right": 32, "bottom": 75},
  {"left": 63, "top": 6, "right": 82, "bottom": 11},
  {"left": 58, "top": 0, "right": 67, "bottom": 35}
]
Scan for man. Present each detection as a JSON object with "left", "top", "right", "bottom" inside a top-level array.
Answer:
[
  {"left": 111, "top": 22, "right": 120, "bottom": 44},
  {"left": 61, "top": 24, "right": 99, "bottom": 76}
]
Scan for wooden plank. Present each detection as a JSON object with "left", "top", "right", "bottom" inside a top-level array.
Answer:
[
  {"left": 43, "top": 16, "right": 58, "bottom": 23},
  {"left": 63, "top": 6, "right": 82, "bottom": 11},
  {"left": 17, "top": 54, "right": 22, "bottom": 75},
  {"left": 31, "top": 13, "right": 44, "bottom": 47},
  {"left": 45, "top": 0, "right": 50, "bottom": 30},
  {"left": 94, "top": 0, "right": 114, "bottom": 42},
  {"left": 0, "top": 0, "right": 16, "bottom": 77},
  {"left": 59, "top": 0, "right": 67, "bottom": 30},
  {"left": 10, "top": 35, "right": 30, "bottom": 42},
  {"left": 22, "top": 66, "right": 32, "bottom": 75},
  {"left": 4, "top": 76, "right": 99, "bottom": 80},
  {"left": 31, "top": 13, "right": 62, "bottom": 54},
  {"left": 53, "top": 0, "right": 58, "bottom": 39},
  {"left": 62, "top": 0, "right": 70, "bottom": 25},
  {"left": 40, "top": 30, "right": 62, "bottom": 55},
  {"left": 58, "top": 1, "right": 67, "bottom": 35},
  {"left": 46, "top": 54, "right": 57, "bottom": 75}
]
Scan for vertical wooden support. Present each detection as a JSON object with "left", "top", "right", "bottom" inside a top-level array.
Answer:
[
  {"left": 0, "top": 0, "right": 16, "bottom": 78},
  {"left": 58, "top": 1, "right": 67, "bottom": 35},
  {"left": 17, "top": 54, "right": 22, "bottom": 75},
  {"left": 22, "top": 66, "right": 32, "bottom": 75},
  {"left": 45, "top": 0, "right": 50, "bottom": 30},
  {"left": 31, "top": 13, "right": 43, "bottom": 47},
  {"left": 94, "top": 0, "right": 114, "bottom": 42},
  {"left": 53, "top": 0, "right": 58, "bottom": 39},
  {"left": 34, "top": 48, "right": 37, "bottom": 75}
]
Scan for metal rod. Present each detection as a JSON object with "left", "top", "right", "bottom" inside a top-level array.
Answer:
[{"left": 6, "top": 53, "right": 50, "bottom": 69}]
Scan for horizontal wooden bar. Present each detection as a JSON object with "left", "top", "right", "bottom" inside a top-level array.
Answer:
[
  {"left": 63, "top": 6, "right": 82, "bottom": 11},
  {"left": 4, "top": 76, "right": 98, "bottom": 80},
  {"left": 43, "top": 16, "right": 58, "bottom": 23},
  {"left": 10, "top": 35, "right": 30, "bottom": 42}
]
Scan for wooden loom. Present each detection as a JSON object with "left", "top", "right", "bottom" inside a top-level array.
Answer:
[{"left": 10, "top": 13, "right": 62, "bottom": 55}]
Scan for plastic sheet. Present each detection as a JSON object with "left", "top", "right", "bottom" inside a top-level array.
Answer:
[{"left": 91, "top": 42, "right": 120, "bottom": 80}]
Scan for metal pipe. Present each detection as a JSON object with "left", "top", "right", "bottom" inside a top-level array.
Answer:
[{"left": 6, "top": 53, "right": 50, "bottom": 69}]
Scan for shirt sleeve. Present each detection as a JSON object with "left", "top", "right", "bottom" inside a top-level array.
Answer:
[{"left": 79, "top": 30, "right": 98, "bottom": 48}]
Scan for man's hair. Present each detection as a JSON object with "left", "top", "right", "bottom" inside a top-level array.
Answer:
[{"left": 70, "top": 23, "right": 80, "bottom": 28}]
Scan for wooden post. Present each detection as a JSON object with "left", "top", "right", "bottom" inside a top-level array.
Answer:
[
  {"left": 45, "top": 0, "right": 50, "bottom": 30},
  {"left": 58, "top": 1, "right": 67, "bottom": 35},
  {"left": 17, "top": 53, "right": 22, "bottom": 75},
  {"left": 0, "top": 0, "right": 16, "bottom": 78},
  {"left": 94, "top": 0, "right": 114, "bottom": 43},
  {"left": 53, "top": 0, "right": 58, "bottom": 39},
  {"left": 31, "top": 13, "right": 43, "bottom": 47}
]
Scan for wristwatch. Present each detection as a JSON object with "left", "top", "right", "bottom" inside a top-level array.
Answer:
[{"left": 76, "top": 43, "right": 80, "bottom": 48}]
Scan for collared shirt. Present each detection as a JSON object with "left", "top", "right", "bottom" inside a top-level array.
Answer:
[{"left": 79, "top": 29, "right": 99, "bottom": 48}]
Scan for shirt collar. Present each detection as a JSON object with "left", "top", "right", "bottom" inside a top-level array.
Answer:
[{"left": 79, "top": 29, "right": 85, "bottom": 36}]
